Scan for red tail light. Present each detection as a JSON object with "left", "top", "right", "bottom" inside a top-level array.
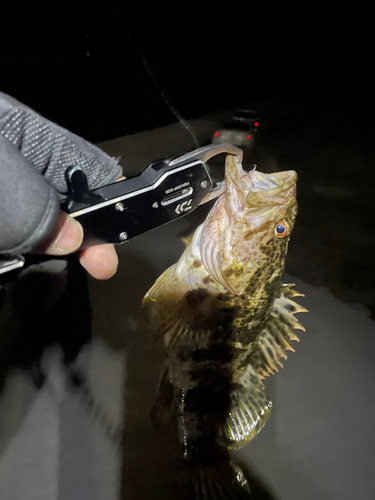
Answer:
[
  {"left": 246, "top": 135, "right": 252, "bottom": 140},
  {"left": 254, "top": 122, "right": 259, "bottom": 127},
  {"left": 214, "top": 131, "right": 219, "bottom": 137}
]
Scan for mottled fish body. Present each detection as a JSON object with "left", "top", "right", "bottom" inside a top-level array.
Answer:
[{"left": 144, "top": 154, "right": 306, "bottom": 497}]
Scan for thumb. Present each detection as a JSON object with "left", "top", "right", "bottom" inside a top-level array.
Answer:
[{"left": 37, "top": 211, "right": 84, "bottom": 256}]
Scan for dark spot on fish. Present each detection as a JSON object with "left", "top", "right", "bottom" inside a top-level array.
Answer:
[
  {"left": 183, "top": 291, "right": 236, "bottom": 337},
  {"left": 185, "top": 289, "right": 208, "bottom": 306},
  {"left": 223, "top": 268, "right": 235, "bottom": 278},
  {"left": 193, "top": 260, "right": 201, "bottom": 268},
  {"left": 202, "top": 276, "right": 214, "bottom": 285},
  {"left": 190, "top": 344, "right": 233, "bottom": 364},
  {"left": 211, "top": 308, "right": 236, "bottom": 341},
  {"left": 251, "top": 307, "right": 259, "bottom": 317},
  {"left": 182, "top": 378, "right": 232, "bottom": 463},
  {"left": 187, "top": 373, "right": 232, "bottom": 410},
  {"left": 183, "top": 436, "right": 218, "bottom": 461}
]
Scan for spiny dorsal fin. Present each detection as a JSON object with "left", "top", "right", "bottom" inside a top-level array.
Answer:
[
  {"left": 281, "top": 283, "right": 306, "bottom": 299},
  {"left": 250, "top": 284, "right": 307, "bottom": 379}
]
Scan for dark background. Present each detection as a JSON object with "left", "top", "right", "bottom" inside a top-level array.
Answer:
[
  {"left": 1, "top": 5, "right": 374, "bottom": 314},
  {"left": 2, "top": 4, "right": 372, "bottom": 142},
  {"left": 1, "top": 5, "right": 375, "bottom": 500},
  {"left": 1, "top": 3, "right": 375, "bottom": 314}
]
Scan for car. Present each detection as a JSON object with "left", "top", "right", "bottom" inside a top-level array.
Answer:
[
  {"left": 211, "top": 119, "right": 256, "bottom": 149},
  {"left": 232, "top": 108, "right": 260, "bottom": 129}
]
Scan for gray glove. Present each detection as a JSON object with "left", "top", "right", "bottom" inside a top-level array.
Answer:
[{"left": 0, "top": 91, "right": 123, "bottom": 255}]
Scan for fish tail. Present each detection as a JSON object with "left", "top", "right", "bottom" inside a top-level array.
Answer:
[
  {"left": 174, "top": 456, "right": 252, "bottom": 499},
  {"left": 151, "top": 372, "right": 252, "bottom": 498}
]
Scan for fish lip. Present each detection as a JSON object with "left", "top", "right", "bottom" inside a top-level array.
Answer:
[
  {"left": 240, "top": 171, "right": 297, "bottom": 211},
  {"left": 247, "top": 169, "right": 297, "bottom": 194},
  {"left": 200, "top": 167, "right": 297, "bottom": 206}
]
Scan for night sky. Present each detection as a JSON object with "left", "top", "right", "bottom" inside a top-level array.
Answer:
[{"left": 1, "top": 4, "right": 372, "bottom": 142}]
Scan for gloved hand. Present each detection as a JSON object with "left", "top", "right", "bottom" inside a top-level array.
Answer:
[{"left": 0, "top": 91, "right": 123, "bottom": 279}]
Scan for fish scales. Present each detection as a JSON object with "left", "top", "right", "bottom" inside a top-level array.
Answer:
[{"left": 143, "top": 154, "right": 307, "bottom": 495}]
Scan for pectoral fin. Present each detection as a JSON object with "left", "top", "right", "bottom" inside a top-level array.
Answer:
[{"left": 150, "top": 366, "right": 176, "bottom": 428}]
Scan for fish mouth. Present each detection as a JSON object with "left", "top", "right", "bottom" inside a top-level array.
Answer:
[
  {"left": 223, "top": 156, "right": 297, "bottom": 213},
  {"left": 247, "top": 169, "right": 297, "bottom": 198}
]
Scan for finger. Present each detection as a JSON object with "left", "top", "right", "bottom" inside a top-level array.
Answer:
[
  {"left": 78, "top": 244, "right": 119, "bottom": 280},
  {"left": 35, "top": 211, "right": 84, "bottom": 255},
  {"left": 77, "top": 175, "right": 123, "bottom": 279}
]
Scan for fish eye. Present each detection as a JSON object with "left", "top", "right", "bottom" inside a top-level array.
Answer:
[{"left": 275, "top": 220, "right": 290, "bottom": 239}]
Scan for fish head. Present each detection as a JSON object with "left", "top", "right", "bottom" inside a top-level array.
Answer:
[{"left": 200, "top": 155, "right": 297, "bottom": 296}]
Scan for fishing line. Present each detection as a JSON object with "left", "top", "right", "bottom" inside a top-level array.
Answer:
[{"left": 125, "top": 30, "right": 199, "bottom": 148}]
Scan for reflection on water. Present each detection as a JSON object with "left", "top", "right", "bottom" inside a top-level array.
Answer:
[{"left": 0, "top": 245, "right": 278, "bottom": 499}]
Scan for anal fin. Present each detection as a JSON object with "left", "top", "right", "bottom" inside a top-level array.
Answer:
[{"left": 219, "top": 366, "right": 272, "bottom": 450}]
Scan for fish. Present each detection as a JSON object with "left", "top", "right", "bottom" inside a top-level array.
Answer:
[{"left": 143, "top": 154, "right": 307, "bottom": 498}]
